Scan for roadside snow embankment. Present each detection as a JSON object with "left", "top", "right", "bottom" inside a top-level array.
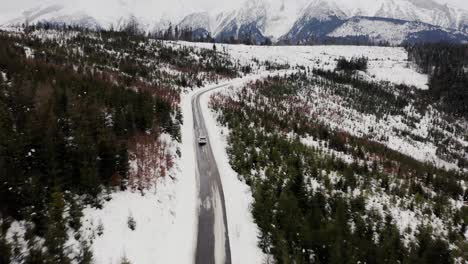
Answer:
[{"left": 199, "top": 77, "right": 270, "bottom": 264}]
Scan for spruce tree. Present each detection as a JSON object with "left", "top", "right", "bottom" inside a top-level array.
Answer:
[
  {"left": 44, "top": 191, "right": 71, "bottom": 264},
  {"left": 24, "top": 224, "right": 46, "bottom": 264},
  {"left": 76, "top": 240, "right": 93, "bottom": 264},
  {"left": 0, "top": 235, "right": 11, "bottom": 264},
  {"left": 68, "top": 197, "right": 83, "bottom": 234}
]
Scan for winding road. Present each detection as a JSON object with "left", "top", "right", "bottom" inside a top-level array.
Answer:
[{"left": 192, "top": 83, "right": 232, "bottom": 264}]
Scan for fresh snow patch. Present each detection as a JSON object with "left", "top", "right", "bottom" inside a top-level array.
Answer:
[
  {"left": 23, "top": 46, "right": 34, "bottom": 59},
  {"left": 82, "top": 183, "right": 179, "bottom": 264},
  {"left": 6, "top": 221, "right": 28, "bottom": 257},
  {"left": 299, "top": 134, "right": 356, "bottom": 164}
]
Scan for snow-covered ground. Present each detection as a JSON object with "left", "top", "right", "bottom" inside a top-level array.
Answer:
[
  {"left": 174, "top": 41, "right": 467, "bottom": 171},
  {"left": 67, "top": 42, "right": 463, "bottom": 263},
  {"left": 172, "top": 41, "right": 429, "bottom": 89},
  {"left": 199, "top": 55, "right": 466, "bottom": 258},
  {"left": 72, "top": 75, "right": 270, "bottom": 264},
  {"left": 3, "top": 38, "right": 463, "bottom": 263},
  {"left": 75, "top": 90, "right": 201, "bottom": 264}
]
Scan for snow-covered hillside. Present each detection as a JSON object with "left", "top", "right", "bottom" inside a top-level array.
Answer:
[
  {"left": 174, "top": 41, "right": 429, "bottom": 89},
  {"left": 175, "top": 41, "right": 467, "bottom": 171},
  {"left": 328, "top": 17, "right": 435, "bottom": 45},
  {"left": 198, "top": 40, "right": 467, "bottom": 263}
]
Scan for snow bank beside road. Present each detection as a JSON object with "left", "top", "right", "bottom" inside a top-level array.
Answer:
[{"left": 199, "top": 77, "right": 269, "bottom": 264}]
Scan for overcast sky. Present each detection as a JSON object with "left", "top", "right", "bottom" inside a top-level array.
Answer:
[{"left": 438, "top": 0, "right": 468, "bottom": 8}]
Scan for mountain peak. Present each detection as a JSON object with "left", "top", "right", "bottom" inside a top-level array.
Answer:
[
  {"left": 1, "top": 0, "right": 467, "bottom": 43},
  {"left": 302, "top": 0, "right": 347, "bottom": 21}
]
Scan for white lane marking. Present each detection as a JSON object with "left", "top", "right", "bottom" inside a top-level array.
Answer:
[{"left": 212, "top": 184, "right": 226, "bottom": 264}]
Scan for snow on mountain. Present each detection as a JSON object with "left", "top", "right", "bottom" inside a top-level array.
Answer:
[
  {"left": 1, "top": 0, "right": 467, "bottom": 43},
  {"left": 328, "top": 17, "right": 435, "bottom": 45},
  {"left": 178, "top": 12, "right": 211, "bottom": 32},
  {"left": 262, "top": 0, "right": 306, "bottom": 40},
  {"left": 210, "top": 0, "right": 269, "bottom": 42},
  {"left": 279, "top": 0, "right": 348, "bottom": 43},
  {"left": 209, "top": 0, "right": 468, "bottom": 38},
  {"left": 371, "top": 0, "right": 468, "bottom": 33},
  {"left": 1, "top": 0, "right": 190, "bottom": 30},
  {"left": 301, "top": 0, "right": 347, "bottom": 21}
]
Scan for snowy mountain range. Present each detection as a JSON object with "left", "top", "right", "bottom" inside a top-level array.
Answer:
[{"left": 1, "top": 0, "right": 468, "bottom": 44}]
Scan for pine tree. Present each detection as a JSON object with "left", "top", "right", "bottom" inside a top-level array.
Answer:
[
  {"left": 377, "top": 218, "right": 405, "bottom": 264},
  {"left": 0, "top": 234, "right": 11, "bottom": 264},
  {"left": 127, "top": 213, "right": 136, "bottom": 231},
  {"left": 422, "top": 238, "right": 452, "bottom": 264},
  {"left": 11, "top": 232, "right": 23, "bottom": 263},
  {"left": 68, "top": 197, "right": 83, "bottom": 233},
  {"left": 24, "top": 223, "right": 46, "bottom": 264},
  {"left": 96, "top": 220, "right": 104, "bottom": 237},
  {"left": 330, "top": 199, "right": 349, "bottom": 264},
  {"left": 44, "top": 191, "right": 71, "bottom": 264},
  {"left": 76, "top": 240, "right": 93, "bottom": 264},
  {"left": 24, "top": 246, "right": 46, "bottom": 264},
  {"left": 120, "top": 256, "right": 132, "bottom": 264}
]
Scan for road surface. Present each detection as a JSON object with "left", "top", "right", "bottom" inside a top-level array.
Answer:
[{"left": 193, "top": 83, "right": 232, "bottom": 264}]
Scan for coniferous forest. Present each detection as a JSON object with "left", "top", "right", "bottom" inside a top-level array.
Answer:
[
  {"left": 0, "top": 28, "right": 238, "bottom": 263},
  {"left": 210, "top": 55, "right": 468, "bottom": 263},
  {"left": 406, "top": 43, "right": 468, "bottom": 119},
  {"left": 0, "top": 25, "right": 467, "bottom": 264}
]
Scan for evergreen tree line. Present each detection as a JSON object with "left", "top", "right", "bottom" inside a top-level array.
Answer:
[
  {"left": 150, "top": 24, "right": 215, "bottom": 43},
  {"left": 310, "top": 66, "right": 467, "bottom": 169},
  {"left": 336, "top": 57, "right": 368, "bottom": 72},
  {"left": 405, "top": 43, "right": 468, "bottom": 119},
  {"left": 0, "top": 26, "right": 241, "bottom": 263},
  {"left": 214, "top": 100, "right": 459, "bottom": 264},
  {"left": 209, "top": 72, "right": 468, "bottom": 263},
  {"left": 22, "top": 26, "right": 238, "bottom": 87},
  {"left": 0, "top": 32, "right": 179, "bottom": 262},
  {"left": 311, "top": 69, "right": 410, "bottom": 118}
]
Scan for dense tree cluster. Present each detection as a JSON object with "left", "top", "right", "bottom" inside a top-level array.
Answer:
[
  {"left": 312, "top": 69, "right": 409, "bottom": 117},
  {"left": 336, "top": 56, "right": 368, "bottom": 72},
  {"left": 0, "top": 27, "right": 239, "bottom": 263},
  {"left": 151, "top": 24, "right": 215, "bottom": 43},
  {"left": 210, "top": 70, "right": 468, "bottom": 263},
  {"left": 22, "top": 24, "right": 238, "bottom": 86},
  {"left": 310, "top": 67, "right": 468, "bottom": 169},
  {"left": 406, "top": 43, "right": 468, "bottom": 119},
  {"left": 0, "top": 34, "right": 178, "bottom": 260}
]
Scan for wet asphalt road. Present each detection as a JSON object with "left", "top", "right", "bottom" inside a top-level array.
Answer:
[{"left": 193, "top": 84, "right": 232, "bottom": 264}]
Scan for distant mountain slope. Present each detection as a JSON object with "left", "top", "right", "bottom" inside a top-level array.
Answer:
[{"left": 327, "top": 17, "right": 468, "bottom": 45}]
